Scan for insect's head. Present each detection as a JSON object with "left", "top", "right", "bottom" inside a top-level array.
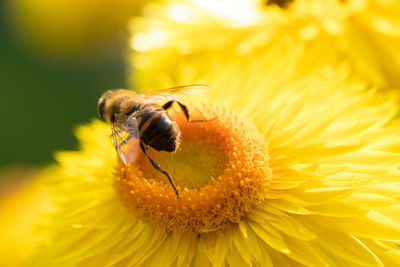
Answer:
[{"left": 97, "top": 89, "right": 125, "bottom": 122}]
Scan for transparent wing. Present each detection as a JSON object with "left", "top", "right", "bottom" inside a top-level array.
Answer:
[
  {"left": 111, "top": 116, "right": 140, "bottom": 164},
  {"left": 139, "top": 84, "right": 210, "bottom": 104}
]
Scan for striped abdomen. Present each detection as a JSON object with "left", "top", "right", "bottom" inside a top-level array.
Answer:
[{"left": 136, "top": 104, "right": 179, "bottom": 152}]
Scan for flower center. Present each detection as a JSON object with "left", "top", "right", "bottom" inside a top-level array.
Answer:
[{"left": 114, "top": 104, "right": 272, "bottom": 233}]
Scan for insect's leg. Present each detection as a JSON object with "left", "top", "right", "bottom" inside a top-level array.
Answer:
[
  {"left": 120, "top": 135, "right": 135, "bottom": 179},
  {"left": 120, "top": 135, "right": 133, "bottom": 146},
  {"left": 163, "top": 100, "right": 214, "bottom": 123},
  {"left": 140, "top": 141, "right": 180, "bottom": 198},
  {"left": 119, "top": 136, "right": 134, "bottom": 179},
  {"left": 162, "top": 101, "right": 174, "bottom": 110},
  {"left": 112, "top": 126, "right": 127, "bottom": 179},
  {"left": 111, "top": 126, "right": 122, "bottom": 138}
]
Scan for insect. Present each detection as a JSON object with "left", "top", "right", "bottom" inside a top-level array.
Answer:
[{"left": 97, "top": 84, "right": 211, "bottom": 198}]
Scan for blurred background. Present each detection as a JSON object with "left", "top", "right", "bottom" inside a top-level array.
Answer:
[{"left": 0, "top": 0, "right": 135, "bottom": 169}]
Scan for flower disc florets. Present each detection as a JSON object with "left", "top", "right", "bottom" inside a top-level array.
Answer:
[{"left": 114, "top": 104, "right": 272, "bottom": 233}]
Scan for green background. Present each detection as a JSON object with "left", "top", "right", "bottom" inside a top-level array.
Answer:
[{"left": 0, "top": 2, "right": 127, "bottom": 168}]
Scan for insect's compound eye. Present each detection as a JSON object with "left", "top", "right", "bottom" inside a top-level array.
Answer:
[
  {"left": 98, "top": 89, "right": 125, "bottom": 121},
  {"left": 97, "top": 95, "right": 110, "bottom": 121}
]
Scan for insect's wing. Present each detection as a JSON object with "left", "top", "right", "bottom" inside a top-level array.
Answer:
[
  {"left": 111, "top": 116, "right": 140, "bottom": 164},
  {"left": 140, "top": 84, "right": 210, "bottom": 104}
]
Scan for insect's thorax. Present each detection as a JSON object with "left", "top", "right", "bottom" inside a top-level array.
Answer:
[{"left": 106, "top": 92, "right": 140, "bottom": 122}]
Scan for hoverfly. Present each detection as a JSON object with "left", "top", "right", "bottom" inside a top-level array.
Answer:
[{"left": 97, "top": 84, "right": 211, "bottom": 198}]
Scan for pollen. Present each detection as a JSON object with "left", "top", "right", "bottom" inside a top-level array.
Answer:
[{"left": 114, "top": 104, "right": 272, "bottom": 233}]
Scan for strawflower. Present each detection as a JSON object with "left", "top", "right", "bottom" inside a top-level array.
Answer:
[
  {"left": 0, "top": 168, "right": 54, "bottom": 267},
  {"left": 129, "top": 0, "right": 400, "bottom": 90},
  {"left": 31, "top": 50, "right": 400, "bottom": 265}
]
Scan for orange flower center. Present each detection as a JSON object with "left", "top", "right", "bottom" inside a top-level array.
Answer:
[{"left": 114, "top": 104, "right": 272, "bottom": 233}]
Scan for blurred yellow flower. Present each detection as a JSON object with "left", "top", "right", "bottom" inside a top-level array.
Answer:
[
  {"left": 0, "top": 168, "right": 54, "bottom": 267},
  {"left": 31, "top": 48, "right": 400, "bottom": 265},
  {"left": 129, "top": 0, "right": 400, "bottom": 90},
  {"left": 7, "top": 0, "right": 144, "bottom": 61}
]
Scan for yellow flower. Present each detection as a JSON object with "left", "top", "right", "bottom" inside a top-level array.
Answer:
[
  {"left": 31, "top": 49, "right": 400, "bottom": 265},
  {"left": 129, "top": 0, "right": 400, "bottom": 90},
  {"left": 0, "top": 168, "right": 54, "bottom": 267}
]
